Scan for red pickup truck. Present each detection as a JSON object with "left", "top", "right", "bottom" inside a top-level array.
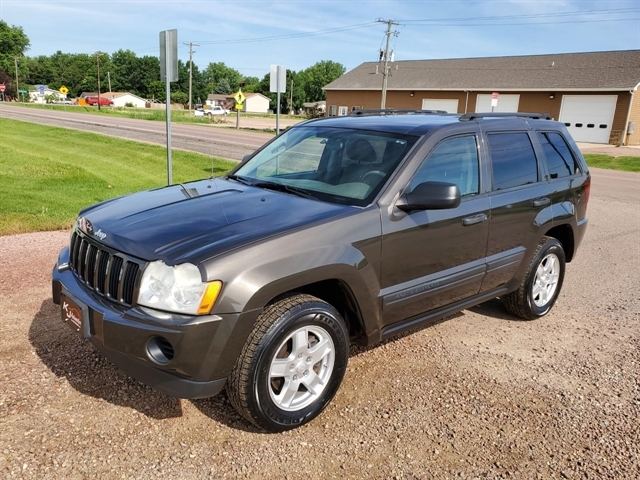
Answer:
[{"left": 86, "top": 96, "right": 113, "bottom": 106}]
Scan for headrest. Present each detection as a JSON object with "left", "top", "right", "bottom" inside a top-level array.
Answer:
[{"left": 346, "top": 139, "right": 376, "bottom": 163}]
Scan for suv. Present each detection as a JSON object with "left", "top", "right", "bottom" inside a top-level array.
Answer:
[{"left": 52, "top": 110, "right": 590, "bottom": 431}]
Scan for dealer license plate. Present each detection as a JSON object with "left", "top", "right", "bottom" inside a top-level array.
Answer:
[{"left": 61, "top": 293, "right": 89, "bottom": 338}]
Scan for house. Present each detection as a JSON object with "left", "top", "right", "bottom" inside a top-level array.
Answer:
[
  {"left": 303, "top": 100, "right": 326, "bottom": 114},
  {"left": 244, "top": 93, "right": 270, "bottom": 113},
  {"left": 102, "top": 92, "right": 147, "bottom": 108},
  {"left": 206, "top": 92, "right": 271, "bottom": 113},
  {"left": 323, "top": 50, "right": 640, "bottom": 145},
  {"left": 29, "top": 85, "right": 66, "bottom": 104}
]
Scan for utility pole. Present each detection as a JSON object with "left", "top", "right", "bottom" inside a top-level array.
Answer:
[
  {"left": 107, "top": 71, "right": 112, "bottom": 96},
  {"left": 14, "top": 56, "right": 19, "bottom": 102},
  {"left": 377, "top": 19, "right": 399, "bottom": 109},
  {"left": 183, "top": 42, "right": 200, "bottom": 113},
  {"left": 290, "top": 79, "right": 294, "bottom": 114},
  {"left": 95, "top": 53, "right": 104, "bottom": 111}
]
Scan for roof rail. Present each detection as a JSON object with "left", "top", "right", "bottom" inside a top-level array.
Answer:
[
  {"left": 349, "top": 109, "right": 448, "bottom": 117},
  {"left": 459, "top": 112, "right": 553, "bottom": 121}
]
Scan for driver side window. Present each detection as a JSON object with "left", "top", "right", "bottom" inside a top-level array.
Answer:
[{"left": 410, "top": 135, "right": 479, "bottom": 197}]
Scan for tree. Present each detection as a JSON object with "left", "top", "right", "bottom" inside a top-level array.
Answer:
[
  {"left": 214, "top": 78, "right": 232, "bottom": 94},
  {"left": 205, "top": 62, "right": 242, "bottom": 93},
  {"left": 0, "top": 21, "right": 30, "bottom": 99},
  {"left": 299, "top": 60, "right": 345, "bottom": 102}
]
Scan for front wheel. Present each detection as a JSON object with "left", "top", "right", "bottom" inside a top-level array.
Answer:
[
  {"left": 503, "top": 236, "right": 566, "bottom": 320},
  {"left": 227, "top": 294, "right": 349, "bottom": 432}
]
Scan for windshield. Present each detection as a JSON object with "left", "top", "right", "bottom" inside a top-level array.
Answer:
[{"left": 232, "top": 125, "right": 418, "bottom": 206}]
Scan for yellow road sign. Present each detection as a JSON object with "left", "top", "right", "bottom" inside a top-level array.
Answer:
[
  {"left": 234, "top": 89, "right": 246, "bottom": 104},
  {"left": 59, "top": 86, "right": 69, "bottom": 95},
  {"left": 235, "top": 104, "right": 244, "bottom": 111}
]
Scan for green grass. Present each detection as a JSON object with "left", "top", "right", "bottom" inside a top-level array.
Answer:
[
  {"left": 583, "top": 154, "right": 640, "bottom": 173},
  {"left": 0, "top": 118, "right": 236, "bottom": 235}
]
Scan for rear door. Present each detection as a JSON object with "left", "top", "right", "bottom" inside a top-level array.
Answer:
[{"left": 480, "top": 129, "right": 551, "bottom": 293}]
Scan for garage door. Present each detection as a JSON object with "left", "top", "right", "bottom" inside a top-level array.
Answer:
[
  {"left": 422, "top": 98, "right": 459, "bottom": 113},
  {"left": 559, "top": 95, "right": 617, "bottom": 144},
  {"left": 475, "top": 94, "right": 520, "bottom": 113}
]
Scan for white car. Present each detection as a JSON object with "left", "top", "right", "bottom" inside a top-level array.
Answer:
[{"left": 195, "top": 105, "right": 230, "bottom": 117}]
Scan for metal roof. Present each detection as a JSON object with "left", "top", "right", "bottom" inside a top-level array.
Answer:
[{"left": 323, "top": 50, "right": 640, "bottom": 92}]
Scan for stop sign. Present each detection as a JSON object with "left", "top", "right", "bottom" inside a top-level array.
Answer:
[{"left": 0, "top": 85, "right": 5, "bottom": 92}]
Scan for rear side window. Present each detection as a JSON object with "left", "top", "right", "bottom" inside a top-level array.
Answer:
[
  {"left": 538, "top": 132, "right": 580, "bottom": 178},
  {"left": 487, "top": 133, "right": 538, "bottom": 190}
]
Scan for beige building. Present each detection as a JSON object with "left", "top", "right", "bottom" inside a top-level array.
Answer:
[{"left": 324, "top": 50, "right": 640, "bottom": 145}]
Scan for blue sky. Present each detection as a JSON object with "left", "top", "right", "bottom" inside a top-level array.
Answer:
[{"left": 1, "top": 0, "right": 638, "bottom": 78}]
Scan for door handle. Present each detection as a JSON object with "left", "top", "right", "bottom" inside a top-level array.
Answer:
[
  {"left": 462, "top": 213, "right": 488, "bottom": 226},
  {"left": 532, "top": 197, "right": 551, "bottom": 208}
]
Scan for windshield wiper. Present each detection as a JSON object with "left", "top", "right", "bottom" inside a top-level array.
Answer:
[
  {"left": 226, "top": 174, "right": 254, "bottom": 186},
  {"left": 251, "top": 181, "right": 317, "bottom": 200}
]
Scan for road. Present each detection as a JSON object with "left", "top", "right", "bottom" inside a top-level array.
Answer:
[{"left": 0, "top": 104, "right": 271, "bottom": 161}]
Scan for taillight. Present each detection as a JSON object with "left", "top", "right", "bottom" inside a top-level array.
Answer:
[{"left": 583, "top": 177, "right": 591, "bottom": 204}]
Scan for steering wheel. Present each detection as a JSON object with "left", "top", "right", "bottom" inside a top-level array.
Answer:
[{"left": 361, "top": 170, "right": 386, "bottom": 185}]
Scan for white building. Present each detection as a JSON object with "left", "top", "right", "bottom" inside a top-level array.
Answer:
[
  {"left": 244, "top": 93, "right": 270, "bottom": 113},
  {"left": 103, "top": 92, "right": 147, "bottom": 108},
  {"left": 29, "top": 85, "right": 65, "bottom": 104}
]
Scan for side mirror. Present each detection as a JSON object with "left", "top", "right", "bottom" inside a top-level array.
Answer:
[
  {"left": 242, "top": 153, "right": 252, "bottom": 162},
  {"left": 396, "top": 181, "right": 461, "bottom": 212}
]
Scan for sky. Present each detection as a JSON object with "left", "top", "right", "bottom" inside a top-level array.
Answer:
[{"left": 1, "top": 0, "right": 639, "bottom": 78}]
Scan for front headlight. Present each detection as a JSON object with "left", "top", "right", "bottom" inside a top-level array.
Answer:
[{"left": 137, "top": 261, "right": 222, "bottom": 315}]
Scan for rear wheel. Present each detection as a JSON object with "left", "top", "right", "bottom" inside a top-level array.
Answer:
[
  {"left": 503, "top": 236, "right": 566, "bottom": 320},
  {"left": 227, "top": 293, "right": 349, "bottom": 432}
]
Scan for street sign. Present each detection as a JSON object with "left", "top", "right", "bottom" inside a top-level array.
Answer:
[
  {"left": 234, "top": 89, "right": 246, "bottom": 105},
  {"left": 491, "top": 92, "right": 499, "bottom": 107},
  {"left": 159, "top": 29, "right": 178, "bottom": 83},
  {"left": 18, "top": 89, "right": 27, "bottom": 94},
  {"left": 235, "top": 104, "right": 244, "bottom": 111},
  {"left": 59, "top": 86, "right": 69, "bottom": 95},
  {"left": 39, "top": 85, "right": 45, "bottom": 95},
  {"left": 0, "top": 85, "right": 5, "bottom": 93},
  {"left": 270, "top": 65, "right": 286, "bottom": 93}
]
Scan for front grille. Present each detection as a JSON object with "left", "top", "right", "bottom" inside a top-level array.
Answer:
[{"left": 69, "top": 231, "right": 142, "bottom": 306}]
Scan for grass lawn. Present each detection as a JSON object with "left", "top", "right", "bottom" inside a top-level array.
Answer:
[
  {"left": 583, "top": 154, "right": 640, "bottom": 173},
  {"left": 0, "top": 118, "right": 236, "bottom": 236}
]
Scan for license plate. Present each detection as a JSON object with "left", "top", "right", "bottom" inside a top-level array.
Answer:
[{"left": 61, "top": 293, "right": 89, "bottom": 338}]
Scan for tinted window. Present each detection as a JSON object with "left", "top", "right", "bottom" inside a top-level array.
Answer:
[
  {"left": 488, "top": 133, "right": 538, "bottom": 190},
  {"left": 410, "top": 135, "right": 479, "bottom": 197},
  {"left": 538, "top": 132, "right": 580, "bottom": 178}
]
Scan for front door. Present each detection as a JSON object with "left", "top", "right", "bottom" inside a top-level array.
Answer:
[{"left": 380, "top": 134, "right": 489, "bottom": 326}]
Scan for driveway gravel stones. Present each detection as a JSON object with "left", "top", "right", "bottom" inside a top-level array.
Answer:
[{"left": 1, "top": 177, "right": 639, "bottom": 479}]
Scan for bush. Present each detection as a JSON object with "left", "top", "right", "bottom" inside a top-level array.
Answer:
[{"left": 125, "top": 102, "right": 134, "bottom": 108}]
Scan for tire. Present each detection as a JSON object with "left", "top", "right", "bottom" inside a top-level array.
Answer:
[
  {"left": 227, "top": 293, "right": 349, "bottom": 432},
  {"left": 503, "top": 236, "right": 566, "bottom": 320}
]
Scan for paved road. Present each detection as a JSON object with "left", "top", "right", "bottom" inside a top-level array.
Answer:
[{"left": 2, "top": 104, "right": 638, "bottom": 202}]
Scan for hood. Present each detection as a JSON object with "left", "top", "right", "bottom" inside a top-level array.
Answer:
[{"left": 78, "top": 178, "right": 351, "bottom": 264}]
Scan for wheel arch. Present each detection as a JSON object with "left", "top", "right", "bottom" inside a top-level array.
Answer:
[{"left": 544, "top": 223, "right": 575, "bottom": 262}]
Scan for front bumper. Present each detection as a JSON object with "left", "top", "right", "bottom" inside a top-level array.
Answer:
[{"left": 51, "top": 247, "right": 256, "bottom": 399}]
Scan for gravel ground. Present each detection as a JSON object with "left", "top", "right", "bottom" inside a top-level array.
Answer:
[{"left": 1, "top": 185, "right": 639, "bottom": 479}]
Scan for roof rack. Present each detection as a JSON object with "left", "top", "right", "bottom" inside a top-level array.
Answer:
[
  {"left": 349, "top": 109, "right": 448, "bottom": 117},
  {"left": 459, "top": 112, "right": 552, "bottom": 121}
]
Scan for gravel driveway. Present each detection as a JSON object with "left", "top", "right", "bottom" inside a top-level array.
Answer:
[{"left": 1, "top": 175, "right": 639, "bottom": 479}]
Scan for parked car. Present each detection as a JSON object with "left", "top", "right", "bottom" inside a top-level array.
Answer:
[
  {"left": 52, "top": 110, "right": 590, "bottom": 432},
  {"left": 85, "top": 96, "right": 113, "bottom": 106},
  {"left": 194, "top": 105, "right": 230, "bottom": 116},
  {"left": 56, "top": 97, "right": 73, "bottom": 105}
]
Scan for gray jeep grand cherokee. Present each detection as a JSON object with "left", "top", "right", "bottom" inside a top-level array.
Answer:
[{"left": 52, "top": 110, "right": 590, "bottom": 431}]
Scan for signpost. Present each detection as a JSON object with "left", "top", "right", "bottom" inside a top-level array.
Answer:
[
  {"left": 160, "top": 29, "right": 178, "bottom": 185},
  {"left": 491, "top": 92, "right": 499, "bottom": 112},
  {"left": 270, "top": 65, "right": 286, "bottom": 135},
  {"left": 18, "top": 88, "right": 26, "bottom": 103},
  {"left": 233, "top": 89, "right": 246, "bottom": 129}
]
